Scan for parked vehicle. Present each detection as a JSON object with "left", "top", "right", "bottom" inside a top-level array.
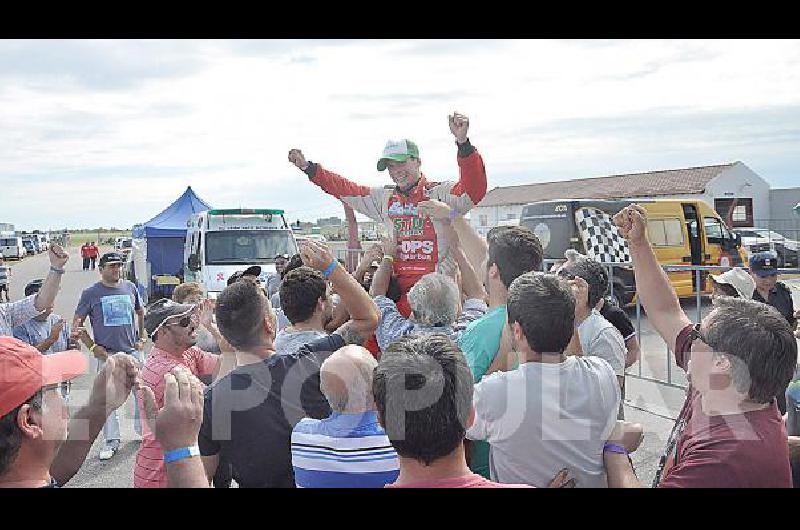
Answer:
[
  {"left": 733, "top": 227, "right": 799, "bottom": 267},
  {"left": 183, "top": 209, "right": 298, "bottom": 298},
  {"left": 520, "top": 199, "right": 747, "bottom": 307},
  {"left": 21, "top": 239, "right": 36, "bottom": 256},
  {"left": 0, "top": 237, "right": 25, "bottom": 260}
]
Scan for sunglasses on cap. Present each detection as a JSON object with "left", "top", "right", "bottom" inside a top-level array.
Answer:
[{"left": 166, "top": 315, "right": 193, "bottom": 329}]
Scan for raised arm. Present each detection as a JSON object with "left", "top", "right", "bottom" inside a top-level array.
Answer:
[
  {"left": 429, "top": 113, "right": 487, "bottom": 215},
  {"left": 301, "top": 240, "right": 379, "bottom": 337},
  {"left": 51, "top": 354, "right": 140, "bottom": 485},
  {"left": 34, "top": 244, "right": 69, "bottom": 313},
  {"left": 288, "top": 148, "right": 385, "bottom": 222},
  {"left": 440, "top": 220, "right": 486, "bottom": 301},
  {"left": 612, "top": 205, "right": 691, "bottom": 356},
  {"left": 369, "top": 237, "right": 396, "bottom": 299}
]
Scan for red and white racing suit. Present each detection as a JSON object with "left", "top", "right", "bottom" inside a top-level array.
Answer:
[{"left": 303, "top": 140, "right": 487, "bottom": 316}]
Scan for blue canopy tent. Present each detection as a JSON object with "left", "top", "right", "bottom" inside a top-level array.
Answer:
[{"left": 131, "top": 187, "right": 211, "bottom": 301}]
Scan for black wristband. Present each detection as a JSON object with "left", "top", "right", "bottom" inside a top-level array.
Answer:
[
  {"left": 303, "top": 161, "right": 318, "bottom": 178},
  {"left": 456, "top": 138, "right": 475, "bottom": 158}
]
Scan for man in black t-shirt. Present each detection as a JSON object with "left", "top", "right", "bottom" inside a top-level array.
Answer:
[{"left": 198, "top": 244, "right": 377, "bottom": 487}]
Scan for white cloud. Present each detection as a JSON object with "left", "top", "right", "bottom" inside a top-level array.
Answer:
[{"left": 1, "top": 39, "right": 799, "bottom": 230}]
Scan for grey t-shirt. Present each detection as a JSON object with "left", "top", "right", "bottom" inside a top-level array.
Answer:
[
  {"left": 0, "top": 265, "right": 10, "bottom": 284},
  {"left": 466, "top": 356, "right": 620, "bottom": 488},
  {"left": 274, "top": 329, "right": 328, "bottom": 357},
  {"left": 75, "top": 281, "right": 141, "bottom": 352}
]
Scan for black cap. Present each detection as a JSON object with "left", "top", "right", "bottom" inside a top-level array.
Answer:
[
  {"left": 226, "top": 265, "right": 262, "bottom": 286},
  {"left": 24, "top": 279, "right": 45, "bottom": 297},
  {"left": 99, "top": 252, "right": 124, "bottom": 266},
  {"left": 749, "top": 252, "right": 779, "bottom": 277},
  {"left": 144, "top": 298, "right": 196, "bottom": 337},
  {"left": 274, "top": 254, "right": 289, "bottom": 260}
]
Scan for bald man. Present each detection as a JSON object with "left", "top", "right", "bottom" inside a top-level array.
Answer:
[{"left": 290, "top": 345, "right": 399, "bottom": 487}]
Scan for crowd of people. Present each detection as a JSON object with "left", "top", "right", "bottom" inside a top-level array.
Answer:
[{"left": 0, "top": 112, "right": 799, "bottom": 488}]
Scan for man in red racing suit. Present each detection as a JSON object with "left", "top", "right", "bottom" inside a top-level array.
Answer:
[{"left": 288, "top": 112, "right": 487, "bottom": 317}]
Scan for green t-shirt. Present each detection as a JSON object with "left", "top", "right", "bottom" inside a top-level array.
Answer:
[
  {"left": 459, "top": 305, "right": 507, "bottom": 383},
  {"left": 458, "top": 305, "right": 507, "bottom": 479}
]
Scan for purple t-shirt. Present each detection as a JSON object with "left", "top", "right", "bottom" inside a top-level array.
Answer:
[
  {"left": 654, "top": 324, "right": 792, "bottom": 488},
  {"left": 75, "top": 281, "right": 141, "bottom": 353}
]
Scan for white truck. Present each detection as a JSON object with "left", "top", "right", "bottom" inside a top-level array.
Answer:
[{"left": 183, "top": 209, "right": 298, "bottom": 298}]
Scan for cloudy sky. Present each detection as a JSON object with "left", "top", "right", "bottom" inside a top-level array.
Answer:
[{"left": 2, "top": 39, "right": 799, "bottom": 231}]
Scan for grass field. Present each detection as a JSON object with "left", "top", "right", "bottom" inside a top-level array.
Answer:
[{"left": 67, "top": 231, "right": 131, "bottom": 247}]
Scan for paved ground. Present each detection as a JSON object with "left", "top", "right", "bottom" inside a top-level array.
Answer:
[{"left": 7, "top": 247, "right": 800, "bottom": 487}]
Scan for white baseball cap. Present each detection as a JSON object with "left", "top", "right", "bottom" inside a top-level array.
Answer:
[{"left": 710, "top": 267, "right": 755, "bottom": 299}]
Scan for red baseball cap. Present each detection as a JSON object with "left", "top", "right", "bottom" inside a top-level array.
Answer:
[{"left": 0, "top": 337, "right": 88, "bottom": 418}]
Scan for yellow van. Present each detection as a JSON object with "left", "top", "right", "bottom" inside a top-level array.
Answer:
[{"left": 519, "top": 199, "right": 748, "bottom": 306}]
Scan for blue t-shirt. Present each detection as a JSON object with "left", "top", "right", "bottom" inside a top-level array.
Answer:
[
  {"left": 292, "top": 411, "right": 399, "bottom": 488},
  {"left": 75, "top": 281, "right": 141, "bottom": 353}
]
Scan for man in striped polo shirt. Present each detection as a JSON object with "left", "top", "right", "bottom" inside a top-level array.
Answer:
[{"left": 291, "top": 345, "right": 399, "bottom": 487}]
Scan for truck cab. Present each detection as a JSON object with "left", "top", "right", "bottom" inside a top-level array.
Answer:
[{"left": 183, "top": 209, "right": 298, "bottom": 298}]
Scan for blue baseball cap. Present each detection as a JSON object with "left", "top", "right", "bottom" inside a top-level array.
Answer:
[{"left": 749, "top": 252, "right": 779, "bottom": 277}]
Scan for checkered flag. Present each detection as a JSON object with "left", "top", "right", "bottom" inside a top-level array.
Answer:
[{"left": 574, "top": 207, "right": 631, "bottom": 263}]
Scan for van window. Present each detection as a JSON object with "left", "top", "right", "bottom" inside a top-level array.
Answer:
[
  {"left": 0, "top": 239, "right": 13, "bottom": 246},
  {"left": 704, "top": 217, "right": 723, "bottom": 244},
  {"left": 647, "top": 218, "right": 684, "bottom": 247}
]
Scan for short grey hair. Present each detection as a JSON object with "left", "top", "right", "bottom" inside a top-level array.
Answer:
[
  {"left": 320, "top": 346, "right": 379, "bottom": 414},
  {"left": 407, "top": 273, "right": 460, "bottom": 327}
]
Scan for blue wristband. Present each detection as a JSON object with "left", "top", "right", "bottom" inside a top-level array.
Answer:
[
  {"left": 322, "top": 259, "right": 337, "bottom": 278},
  {"left": 603, "top": 443, "right": 628, "bottom": 456},
  {"left": 163, "top": 445, "right": 200, "bottom": 463},
  {"left": 448, "top": 207, "right": 458, "bottom": 221}
]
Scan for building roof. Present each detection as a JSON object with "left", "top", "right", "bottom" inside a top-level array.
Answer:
[{"left": 478, "top": 162, "right": 739, "bottom": 208}]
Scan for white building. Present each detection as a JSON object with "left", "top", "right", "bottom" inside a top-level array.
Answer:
[{"left": 471, "top": 161, "right": 771, "bottom": 235}]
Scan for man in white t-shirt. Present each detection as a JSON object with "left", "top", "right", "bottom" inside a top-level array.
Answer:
[
  {"left": 558, "top": 259, "right": 627, "bottom": 386},
  {"left": 466, "top": 272, "right": 620, "bottom": 488}
]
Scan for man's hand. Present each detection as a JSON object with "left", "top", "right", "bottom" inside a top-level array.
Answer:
[
  {"left": 198, "top": 299, "right": 215, "bottom": 331},
  {"left": 141, "top": 367, "right": 205, "bottom": 452},
  {"left": 49, "top": 244, "right": 69, "bottom": 268},
  {"left": 361, "top": 243, "right": 384, "bottom": 266},
  {"left": 380, "top": 233, "right": 397, "bottom": 259},
  {"left": 300, "top": 240, "right": 336, "bottom": 272},
  {"left": 49, "top": 318, "right": 65, "bottom": 340},
  {"left": 546, "top": 468, "right": 576, "bottom": 488},
  {"left": 612, "top": 205, "right": 648, "bottom": 247},
  {"left": 288, "top": 149, "right": 309, "bottom": 171},
  {"left": 568, "top": 276, "right": 592, "bottom": 324},
  {"left": 448, "top": 112, "right": 470, "bottom": 144},
  {"left": 607, "top": 420, "right": 645, "bottom": 454},
  {"left": 88, "top": 353, "right": 140, "bottom": 415},
  {"left": 417, "top": 199, "right": 453, "bottom": 221}
]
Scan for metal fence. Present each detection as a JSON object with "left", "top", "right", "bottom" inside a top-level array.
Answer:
[
  {"left": 545, "top": 259, "right": 800, "bottom": 390},
  {"left": 339, "top": 247, "right": 798, "bottom": 390}
]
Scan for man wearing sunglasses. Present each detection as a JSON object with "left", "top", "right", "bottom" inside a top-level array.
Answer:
[
  {"left": 133, "top": 299, "right": 237, "bottom": 488},
  {"left": 0, "top": 337, "right": 140, "bottom": 488},
  {"left": 607, "top": 205, "right": 796, "bottom": 488}
]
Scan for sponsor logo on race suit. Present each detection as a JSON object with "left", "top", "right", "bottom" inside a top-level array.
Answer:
[{"left": 388, "top": 188, "right": 439, "bottom": 277}]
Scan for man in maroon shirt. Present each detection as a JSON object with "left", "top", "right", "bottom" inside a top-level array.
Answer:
[{"left": 604, "top": 205, "right": 797, "bottom": 488}]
